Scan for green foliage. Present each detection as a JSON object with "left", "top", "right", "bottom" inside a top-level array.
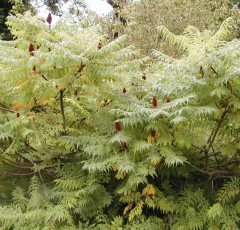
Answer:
[
  {"left": 0, "top": 0, "right": 34, "bottom": 40},
  {"left": 0, "top": 11, "right": 239, "bottom": 229},
  {"left": 0, "top": 0, "right": 13, "bottom": 40},
  {"left": 122, "top": 0, "right": 233, "bottom": 55}
]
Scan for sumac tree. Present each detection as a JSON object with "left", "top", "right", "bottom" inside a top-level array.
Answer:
[{"left": 0, "top": 11, "right": 239, "bottom": 230}]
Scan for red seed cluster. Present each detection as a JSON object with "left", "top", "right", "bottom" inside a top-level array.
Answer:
[
  {"left": 98, "top": 40, "right": 103, "bottom": 50},
  {"left": 199, "top": 66, "right": 204, "bottom": 77},
  {"left": 115, "top": 120, "right": 121, "bottom": 131},
  {"left": 142, "top": 73, "right": 146, "bottom": 80},
  {"left": 120, "top": 142, "right": 128, "bottom": 151},
  {"left": 152, "top": 96, "right": 157, "bottom": 107},
  {"left": 46, "top": 13, "right": 52, "bottom": 25},
  {"left": 151, "top": 130, "right": 156, "bottom": 138},
  {"left": 29, "top": 43, "right": 34, "bottom": 55}
]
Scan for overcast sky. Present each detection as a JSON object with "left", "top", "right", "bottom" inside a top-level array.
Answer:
[
  {"left": 85, "top": 0, "right": 112, "bottom": 15},
  {"left": 37, "top": 0, "right": 112, "bottom": 20}
]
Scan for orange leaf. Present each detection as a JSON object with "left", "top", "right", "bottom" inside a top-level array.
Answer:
[
  {"left": 11, "top": 103, "right": 23, "bottom": 111},
  {"left": 26, "top": 111, "right": 35, "bottom": 116}
]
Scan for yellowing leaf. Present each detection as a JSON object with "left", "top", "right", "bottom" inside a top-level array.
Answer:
[
  {"left": 208, "top": 203, "right": 223, "bottom": 219},
  {"left": 115, "top": 170, "right": 127, "bottom": 180},
  {"left": 147, "top": 131, "right": 160, "bottom": 143},
  {"left": 112, "top": 164, "right": 118, "bottom": 171},
  {"left": 57, "top": 85, "right": 65, "bottom": 92},
  {"left": 152, "top": 157, "right": 161, "bottom": 166},
  {"left": 123, "top": 204, "right": 132, "bottom": 215},
  {"left": 16, "top": 77, "right": 27, "bottom": 87},
  {"left": 26, "top": 111, "right": 35, "bottom": 117},
  {"left": 128, "top": 201, "right": 144, "bottom": 222},
  {"left": 147, "top": 134, "right": 155, "bottom": 143},
  {"left": 142, "top": 184, "right": 156, "bottom": 197}
]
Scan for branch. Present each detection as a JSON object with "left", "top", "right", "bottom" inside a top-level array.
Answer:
[
  {"left": 15, "top": 152, "right": 53, "bottom": 182},
  {"left": 53, "top": 63, "right": 86, "bottom": 103},
  {"left": 107, "top": 0, "right": 118, "bottom": 7},
  {"left": 107, "top": 0, "right": 114, "bottom": 6},
  {"left": 0, "top": 106, "right": 15, "bottom": 113},
  {"left": 66, "top": 63, "right": 86, "bottom": 95},
  {"left": 42, "top": 168, "right": 55, "bottom": 173},
  {"left": 212, "top": 160, "right": 240, "bottom": 168},
  {"left": 186, "top": 161, "right": 206, "bottom": 174},
  {"left": 0, "top": 169, "right": 35, "bottom": 176},
  {"left": 77, "top": 63, "right": 86, "bottom": 73},
  {"left": 38, "top": 171, "right": 44, "bottom": 182},
  {"left": 70, "top": 118, "right": 86, "bottom": 127},
  {"left": 16, "top": 152, "right": 35, "bottom": 165},
  {"left": 202, "top": 107, "right": 230, "bottom": 170},
  {"left": 41, "top": 75, "right": 49, "bottom": 81},
  {"left": 206, "top": 106, "right": 230, "bottom": 152},
  {"left": 0, "top": 102, "right": 10, "bottom": 109},
  {"left": 226, "top": 150, "right": 240, "bottom": 165},
  {"left": 199, "top": 151, "right": 222, "bottom": 160},
  {"left": 60, "top": 90, "right": 66, "bottom": 131},
  {"left": 1, "top": 158, "right": 31, "bottom": 170},
  {"left": 211, "top": 66, "right": 218, "bottom": 75},
  {"left": 186, "top": 161, "right": 240, "bottom": 176}
]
